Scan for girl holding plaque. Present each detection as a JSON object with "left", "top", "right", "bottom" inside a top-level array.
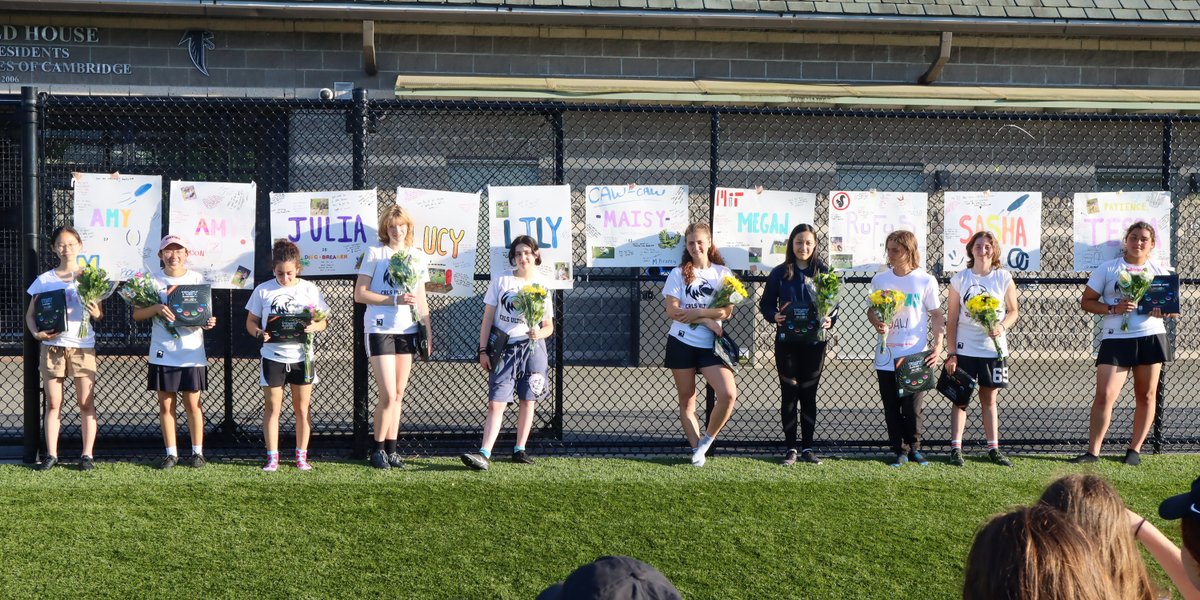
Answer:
[
  {"left": 245, "top": 239, "right": 330, "bottom": 472},
  {"left": 759, "top": 224, "right": 834, "bottom": 466},
  {"left": 24, "top": 225, "right": 104, "bottom": 471},
  {"left": 867, "top": 230, "right": 944, "bottom": 468},
  {"left": 354, "top": 206, "right": 431, "bottom": 471},
  {"left": 133, "top": 235, "right": 217, "bottom": 470}
]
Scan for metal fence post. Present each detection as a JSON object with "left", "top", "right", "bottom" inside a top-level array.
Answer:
[
  {"left": 351, "top": 88, "right": 370, "bottom": 459},
  {"left": 552, "top": 109, "right": 566, "bottom": 441},
  {"left": 703, "top": 109, "right": 720, "bottom": 430},
  {"left": 1153, "top": 117, "right": 1174, "bottom": 454},
  {"left": 20, "top": 86, "right": 40, "bottom": 464}
]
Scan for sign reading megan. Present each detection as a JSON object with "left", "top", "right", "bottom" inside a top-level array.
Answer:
[
  {"left": 269, "top": 189, "right": 378, "bottom": 276},
  {"left": 712, "top": 187, "right": 816, "bottom": 273}
]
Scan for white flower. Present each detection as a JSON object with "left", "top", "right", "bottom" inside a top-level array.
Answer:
[{"left": 729, "top": 292, "right": 744, "bottom": 304}]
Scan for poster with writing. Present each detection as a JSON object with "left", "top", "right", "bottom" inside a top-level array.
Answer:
[
  {"left": 943, "top": 191, "right": 1042, "bottom": 272},
  {"left": 584, "top": 184, "right": 688, "bottom": 268},
  {"left": 169, "top": 180, "right": 257, "bottom": 289},
  {"left": 395, "top": 187, "right": 481, "bottom": 297},
  {"left": 269, "top": 189, "right": 378, "bottom": 276},
  {"left": 487, "top": 185, "right": 573, "bottom": 290},
  {"left": 72, "top": 172, "right": 162, "bottom": 280},
  {"left": 712, "top": 187, "right": 816, "bottom": 273},
  {"left": 1072, "top": 191, "right": 1172, "bottom": 271},
  {"left": 826, "top": 190, "right": 928, "bottom": 272}
]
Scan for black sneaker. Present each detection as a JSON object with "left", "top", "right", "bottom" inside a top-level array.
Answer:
[
  {"left": 512, "top": 450, "right": 535, "bottom": 465},
  {"left": 37, "top": 455, "right": 58, "bottom": 472},
  {"left": 1123, "top": 449, "right": 1141, "bottom": 466},
  {"left": 460, "top": 452, "right": 489, "bottom": 471},
  {"left": 79, "top": 455, "right": 95, "bottom": 471},
  {"left": 948, "top": 448, "right": 965, "bottom": 467},
  {"left": 780, "top": 449, "right": 798, "bottom": 467},
  {"left": 369, "top": 449, "right": 391, "bottom": 470},
  {"left": 188, "top": 454, "right": 207, "bottom": 469},
  {"left": 156, "top": 455, "right": 178, "bottom": 470},
  {"left": 989, "top": 449, "right": 1014, "bottom": 467},
  {"left": 799, "top": 450, "right": 822, "bottom": 465},
  {"left": 1068, "top": 452, "right": 1099, "bottom": 464},
  {"left": 387, "top": 452, "right": 405, "bottom": 469}
]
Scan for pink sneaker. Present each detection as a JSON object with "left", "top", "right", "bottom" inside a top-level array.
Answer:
[
  {"left": 296, "top": 450, "right": 312, "bottom": 472},
  {"left": 262, "top": 454, "right": 279, "bottom": 473}
]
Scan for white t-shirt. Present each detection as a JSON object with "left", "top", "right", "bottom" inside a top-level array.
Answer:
[
  {"left": 870, "top": 268, "right": 940, "bottom": 371},
  {"left": 357, "top": 245, "right": 427, "bottom": 335},
  {"left": 148, "top": 269, "right": 208, "bottom": 367},
  {"left": 484, "top": 273, "right": 554, "bottom": 343},
  {"left": 1086, "top": 258, "right": 1170, "bottom": 340},
  {"left": 662, "top": 264, "right": 734, "bottom": 349},
  {"left": 27, "top": 270, "right": 92, "bottom": 349},
  {"left": 245, "top": 279, "right": 331, "bottom": 363},
  {"left": 950, "top": 268, "right": 1013, "bottom": 358}
]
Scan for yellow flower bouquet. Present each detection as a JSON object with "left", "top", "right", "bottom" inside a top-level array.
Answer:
[
  {"left": 689, "top": 275, "right": 748, "bottom": 329},
  {"left": 869, "top": 289, "right": 906, "bottom": 354},
  {"left": 513, "top": 283, "right": 548, "bottom": 328},
  {"left": 964, "top": 292, "right": 1003, "bottom": 358}
]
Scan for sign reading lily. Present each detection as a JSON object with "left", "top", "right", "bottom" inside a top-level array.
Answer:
[
  {"left": 117, "top": 272, "right": 178, "bottom": 338},
  {"left": 76, "top": 263, "right": 116, "bottom": 337},
  {"left": 964, "top": 292, "right": 1003, "bottom": 358},
  {"left": 1116, "top": 268, "right": 1152, "bottom": 331},
  {"left": 869, "top": 289, "right": 906, "bottom": 354},
  {"left": 690, "top": 275, "right": 749, "bottom": 329},
  {"left": 812, "top": 271, "right": 841, "bottom": 342}
]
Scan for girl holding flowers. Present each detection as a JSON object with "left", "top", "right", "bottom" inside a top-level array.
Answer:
[
  {"left": 24, "top": 225, "right": 104, "bottom": 471},
  {"left": 663, "top": 222, "right": 739, "bottom": 467},
  {"left": 867, "top": 230, "right": 944, "bottom": 467},
  {"left": 759, "top": 223, "right": 838, "bottom": 466},
  {"left": 460, "top": 235, "right": 553, "bottom": 471},
  {"left": 945, "top": 230, "right": 1019, "bottom": 467},
  {"left": 1073, "top": 221, "right": 1175, "bottom": 466},
  {"left": 245, "top": 239, "right": 330, "bottom": 472},
  {"left": 354, "top": 206, "right": 431, "bottom": 470}
]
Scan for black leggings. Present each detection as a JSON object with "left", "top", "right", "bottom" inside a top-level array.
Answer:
[
  {"left": 876, "top": 369, "right": 924, "bottom": 454},
  {"left": 775, "top": 340, "right": 827, "bottom": 449}
]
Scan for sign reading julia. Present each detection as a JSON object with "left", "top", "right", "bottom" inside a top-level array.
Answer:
[{"left": 269, "top": 189, "right": 378, "bottom": 276}]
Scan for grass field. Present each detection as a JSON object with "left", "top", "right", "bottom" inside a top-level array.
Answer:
[{"left": 1, "top": 453, "right": 1197, "bottom": 599}]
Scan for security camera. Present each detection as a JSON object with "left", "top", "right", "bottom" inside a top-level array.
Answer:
[{"left": 318, "top": 88, "right": 334, "bottom": 100}]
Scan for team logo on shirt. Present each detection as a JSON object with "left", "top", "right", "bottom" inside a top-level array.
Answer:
[
  {"left": 270, "top": 294, "right": 299, "bottom": 316},
  {"left": 500, "top": 291, "right": 518, "bottom": 315},
  {"left": 685, "top": 280, "right": 715, "bottom": 302},
  {"left": 962, "top": 284, "right": 987, "bottom": 305},
  {"left": 383, "top": 265, "right": 400, "bottom": 290}
]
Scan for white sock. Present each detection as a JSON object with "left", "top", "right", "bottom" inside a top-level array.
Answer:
[
  {"left": 695, "top": 434, "right": 715, "bottom": 458},
  {"left": 191, "top": 445, "right": 203, "bottom": 456},
  {"left": 165, "top": 446, "right": 178, "bottom": 457}
]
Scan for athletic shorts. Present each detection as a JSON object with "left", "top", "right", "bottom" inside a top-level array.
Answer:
[
  {"left": 663, "top": 336, "right": 724, "bottom": 371},
  {"left": 1096, "top": 333, "right": 1170, "bottom": 367},
  {"left": 488, "top": 339, "right": 548, "bottom": 403},
  {"left": 954, "top": 355, "right": 1008, "bottom": 389},
  {"left": 148, "top": 364, "right": 209, "bottom": 392},
  {"left": 260, "top": 358, "right": 315, "bottom": 387},
  {"left": 40, "top": 345, "right": 97, "bottom": 380},
  {"left": 366, "top": 332, "right": 418, "bottom": 357}
]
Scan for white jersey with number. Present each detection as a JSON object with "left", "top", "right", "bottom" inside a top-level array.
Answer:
[{"left": 950, "top": 268, "right": 1012, "bottom": 359}]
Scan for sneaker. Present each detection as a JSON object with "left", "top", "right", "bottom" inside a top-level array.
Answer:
[
  {"left": 460, "top": 452, "right": 489, "bottom": 471},
  {"left": 512, "top": 451, "right": 535, "bottom": 465},
  {"left": 296, "top": 453, "right": 313, "bottom": 472},
  {"left": 262, "top": 455, "right": 279, "bottom": 473},
  {"left": 780, "top": 449, "right": 799, "bottom": 467},
  {"left": 799, "top": 450, "right": 822, "bottom": 465},
  {"left": 908, "top": 450, "right": 930, "bottom": 466},
  {"left": 691, "top": 448, "right": 707, "bottom": 467},
  {"left": 188, "top": 454, "right": 207, "bottom": 469},
  {"left": 888, "top": 453, "right": 908, "bottom": 468},
  {"left": 1067, "top": 452, "right": 1099, "bottom": 464},
  {"left": 695, "top": 435, "right": 716, "bottom": 461},
  {"left": 370, "top": 449, "right": 391, "bottom": 470},
  {"left": 948, "top": 448, "right": 965, "bottom": 467},
  {"left": 387, "top": 452, "right": 405, "bottom": 469},
  {"left": 79, "top": 456, "right": 95, "bottom": 471},
  {"left": 1123, "top": 449, "right": 1141, "bottom": 466},
  {"left": 156, "top": 455, "right": 178, "bottom": 470},
  {"left": 989, "top": 449, "right": 1014, "bottom": 467},
  {"left": 36, "top": 455, "right": 57, "bottom": 472}
]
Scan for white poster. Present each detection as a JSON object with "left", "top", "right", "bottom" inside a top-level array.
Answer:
[
  {"left": 269, "top": 189, "right": 378, "bottom": 276},
  {"left": 72, "top": 172, "right": 162, "bottom": 280},
  {"left": 487, "top": 185, "right": 573, "bottom": 290},
  {"left": 943, "top": 191, "right": 1042, "bottom": 272},
  {"left": 712, "top": 187, "right": 816, "bottom": 273},
  {"left": 584, "top": 184, "right": 688, "bottom": 268},
  {"left": 1073, "top": 191, "right": 1172, "bottom": 271},
  {"left": 395, "top": 187, "right": 481, "bottom": 297},
  {"left": 169, "top": 181, "right": 257, "bottom": 289},
  {"left": 826, "top": 190, "right": 928, "bottom": 272}
]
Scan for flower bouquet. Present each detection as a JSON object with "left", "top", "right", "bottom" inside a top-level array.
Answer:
[
  {"left": 76, "top": 263, "right": 116, "bottom": 337},
  {"left": 117, "top": 272, "right": 179, "bottom": 338},
  {"left": 388, "top": 247, "right": 427, "bottom": 322},
  {"left": 513, "top": 283, "right": 548, "bottom": 330},
  {"left": 689, "top": 275, "right": 748, "bottom": 329},
  {"left": 813, "top": 270, "right": 841, "bottom": 342},
  {"left": 301, "top": 304, "right": 329, "bottom": 382},
  {"left": 965, "top": 292, "right": 1003, "bottom": 358},
  {"left": 1116, "top": 268, "right": 1152, "bottom": 331},
  {"left": 869, "top": 289, "right": 906, "bottom": 354}
]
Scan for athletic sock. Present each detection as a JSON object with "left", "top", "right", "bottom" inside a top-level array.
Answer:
[
  {"left": 695, "top": 434, "right": 716, "bottom": 457},
  {"left": 191, "top": 445, "right": 202, "bottom": 456},
  {"left": 478, "top": 448, "right": 491, "bottom": 459},
  {"left": 513, "top": 445, "right": 525, "bottom": 454},
  {"left": 165, "top": 446, "right": 178, "bottom": 457},
  {"left": 267, "top": 450, "right": 279, "bottom": 458},
  {"left": 950, "top": 440, "right": 962, "bottom": 450},
  {"left": 376, "top": 440, "right": 386, "bottom": 452},
  {"left": 384, "top": 439, "right": 398, "bottom": 454},
  {"left": 987, "top": 440, "right": 999, "bottom": 450}
]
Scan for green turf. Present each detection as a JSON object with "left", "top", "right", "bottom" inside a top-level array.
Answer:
[{"left": 0, "top": 453, "right": 1196, "bottom": 599}]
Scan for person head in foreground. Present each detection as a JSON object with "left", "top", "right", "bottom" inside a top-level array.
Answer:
[
  {"left": 1160, "top": 475, "right": 1200, "bottom": 590},
  {"left": 536, "top": 555, "right": 682, "bottom": 600},
  {"left": 1038, "top": 474, "right": 1155, "bottom": 600},
  {"left": 964, "top": 504, "right": 1111, "bottom": 600}
]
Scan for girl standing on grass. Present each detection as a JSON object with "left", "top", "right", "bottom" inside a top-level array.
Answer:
[
  {"left": 245, "top": 239, "right": 330, "bottom": 472},
  {"left": 460, "top": 235, "right": 554, "bottom": 471},
  {"left": 944, "top": 230, "right": 1019, "bottom": 468},
  {"left": 133, "top": 235, "right": 217, "bottom": 470},
  {"left": 1071, "top": 221, "right": 1175, "bottom": 466},
  {"left": 354, "top": 206, "right": 431, "bottom": 471},
  {"left": 663, "top": 222, "right": 737, "bottom": 468},
  {"left": 867, "top": 230, "right": 943, "bottom": 468},
  {"left": 24, "top": 225, "right": 103, "bottom": 471},
  {"left": 759, "top": 223, "right": 834, "bottom": 466}
]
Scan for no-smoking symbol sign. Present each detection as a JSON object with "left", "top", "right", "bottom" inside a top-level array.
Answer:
[{"left": 831, "top": 192, "right": 851, "bottom": 211}]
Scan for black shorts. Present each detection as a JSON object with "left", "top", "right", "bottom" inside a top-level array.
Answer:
[
  {"left": 1096, "top": 333, "right": 1170, "bottom": 367},
  {"left": 955, "top": 355, "right": 1008, "bottom": 389},
  {"left": 366, "top": 332, "right": 418, "bottom": 358},
  {"left": 664, "top": 336, "right": 725, "bottom": 371},
  {"left": 147, "top": 364, "right": 208, "bottom": 392},
  {"left": 259, "top": 358, "right": 315, "bottom": 387}
]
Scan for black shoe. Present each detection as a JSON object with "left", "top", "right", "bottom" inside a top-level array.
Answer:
[
  {"left": 1068, "top": 452, "right": 1099, "bottom": 464},
  {"left": 799, "top": 450, "right": 822, "bottom": 465},
  {"left": 79, "top": 455, "right": 95, "bottom": 472},
  {"left": 188, "top": 454, "right": 207, "bottom": 469},
  {"left": 460, "top": 452, "right": 489, "bottom": 471},
  {"left": 512, "top": 450, "right": 535, "bottom": 465},
  {"left": 37, "top": 455, "right": 58, "bottom": 472},
  {"left": 1123, "top": 449, "right": 1141, "bottom": 466},
  {"left": 780, "top": 449, "right": 798, "bottom": 467},
  {"left": 387, "top": 452, "right": 405, "bottom": 469},
  {"left": 369, "top": 449, "right": 391, "bottom": 470},
  {"left": 948, "top": 448, "right": 965, "bottom": 467},
  {"left": 988, "top": 449, "right": 1014, "bottom": 467},
  {"left": 156, "top": 455, "right": 178, "bottom": 470}
]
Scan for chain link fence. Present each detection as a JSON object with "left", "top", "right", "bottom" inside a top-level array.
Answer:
[{"left": 2, "top": 91, "right": 1197, "bottom": 459}]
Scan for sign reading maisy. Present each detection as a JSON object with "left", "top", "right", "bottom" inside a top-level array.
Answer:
[
  {"left": 72, "top": 172, "right": 162, "bottom": 280},
  {"left": 269, "top": 189, "right": 378, "bottom": 276},
  {"left": 169, "top": 180, "right": 257, "bottom": 289},
  {"left": 487, "top": 185, "right": 573, "bottom": 290},
  {"left": 584, "top": 184, "right": 688, "bottom": 268},
  {"left": 943, "top": 191, "right": 1042, "bottom": 272},
  {"left": 395, "top": 187, "right": 481, "bottom": 297},
  {"left": 827, "top": 190, "right": 928, "bottom": 272},
  {"left": 1073, "top": 191, "right": 1172, "bottom": 271},
  {"left": 712, "top": 187, "right": 816, "bottom": 274}
]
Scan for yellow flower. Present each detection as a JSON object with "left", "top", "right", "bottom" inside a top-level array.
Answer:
[
  {"left": 724, "top": 276, "right": 748, "bottom": 298},
  {"left": 891, "top": 290, "right": 906, "bottom": 305}
]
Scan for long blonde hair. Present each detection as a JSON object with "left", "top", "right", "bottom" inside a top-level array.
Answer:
[{"left": 378, "top": 205, "right": 415, "bottom": 247}]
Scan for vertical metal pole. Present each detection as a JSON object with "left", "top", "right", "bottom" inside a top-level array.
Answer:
[
  {"left": 21, "top": 87, "right": 41, "bottom": 464},
  {"left": 1153, "top": 118, "right": 1174, "bottom": 454},
  {"left": 703, "top": 110, "right": 720, "bottom": 430},
  {"left": 351, "top": 88, "right": 370, "bottom": 459},
  {"left": 551, "top": 109, "right": 565, "bottom": 441}
]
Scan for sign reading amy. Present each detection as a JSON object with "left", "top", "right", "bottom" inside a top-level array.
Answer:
[
  {"left": 269, "top": 189, "right": 377, "bottom": 276},
  {"left": 169, "top": 181, "right": 257, "bottom": 289},
  {"left": 72, "top": 172, "right": 162, "bottom": 280},
  {"left": 827, "top": 190, "right": 928, "bottom": 272},
  {"left": 712, "top": 187, "right": 816, "bottom": 273},
  {"left": 1073, "top": 191, "right": 1172, "bottom": 271},
  {"left": 394, "top": 187, "right": 481, "bottom": 297},
  {"left": 585, "top": 184, "right": 688, "bottom": 268},
  {"left": 487, "top": 185, "right": 573, "bottom": 290},
  {"left": 943, "top": 191, "right": 1042, "bottom": 272}
]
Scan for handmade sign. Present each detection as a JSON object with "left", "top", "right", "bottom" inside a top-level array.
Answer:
[
  {"left": 169, "top": 180, "right": 257, "bottom": 288},
  {"left": 487, "top": 185, "right": 573, "bottom": 290},
  {"left": 72, "top": 172, "right": 163, "bottom": 280},
  {"left": 712, "top": 187, "right": 816, "bottom": 273},
  {"left": 584, "top": 184, "right": 688, "bottom": 268},
  {"left": 269, "top": 189, "right": 378, "bottom": 276},
  {"left": 394, "top": 187, "right": 481, "bottom": 297},
  {"left": 826, "top": 190, "right": 928, "bottom": 272},
  {"left": 943, "top": 191, "right": 1042, "bottom": 272},
  {"left": 1072, "top": 191, "right": 1172, "bottom": 271}
]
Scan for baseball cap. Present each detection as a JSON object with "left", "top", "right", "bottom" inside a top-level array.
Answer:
[
  {"left": 159, "top": 235, "right": 189, "bottom": 251},
  {"left": 536, "top": 556, "right": 681, "bottom": 600},
  {"left": 1160, "top": 476, "right": 1200, "bottom": 520}
]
